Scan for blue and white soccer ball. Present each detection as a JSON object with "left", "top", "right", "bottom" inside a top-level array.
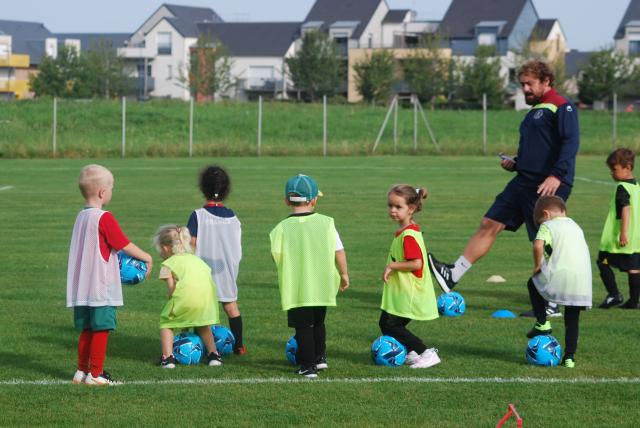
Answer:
[
  {"left": 117, "top": 251, "right": 147, "bottom": 285},
  {"left": 371, "top": 335, "right": 407, "bottom": 367},
  {"left": 437, "top": 292, "right": 466, "bottom": 317},
  {"left": 526, "top": 335, "right": 562, "bottom": 367},
  {"left": 285, "top": 335, "right": 298, "bottom": 365},
  {"left": 212, "top": 325, "right": 235, "bottom": 356},
  {"left": 173, "top": 332, "right": 205, "bottom": 365}
]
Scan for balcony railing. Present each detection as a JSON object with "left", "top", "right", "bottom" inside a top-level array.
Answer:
[
  {"left": 245, "top": 79, "right": 285, "bottom": 92},
  {"left": 0, "top": 54, "right": 30, "bottom": 68}
]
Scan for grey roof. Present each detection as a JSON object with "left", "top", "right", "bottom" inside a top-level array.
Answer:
[
  {"left": 439, "top": 0, "right": 530, "bottom": 38},
  {"left": 197, "top": 22, "right": 301, "bottom": 57},
  {"left": 615, "top": 0, "right": 640, "bottom": 39},
  {"left": 530, "top": 19, "right": 557, "bottom": 40},
  {"left": 383, "top": 9, "right": 411, "bottom": 24},
  {"left": 54, "top": 33, "right": 129, "bottom": 52},
  {"left": 565, "top": 49, "right": 593, "bottom": 76},
  {"left": 0, "top": 19, "right": 51, "bottom": 65},
  {"left": 164, "top": 4, "right": 223, "bottom": 24},
  {"left": 304, "top": 0, "right": 381, "bottom": 39}
]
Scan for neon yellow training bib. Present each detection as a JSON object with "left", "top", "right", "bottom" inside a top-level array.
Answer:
[
  {"left": 381, "top": 228, "right": 438, "bottom": 321},
  {"left": 599, "top": 181, "right": 640, "bottom": 254}
]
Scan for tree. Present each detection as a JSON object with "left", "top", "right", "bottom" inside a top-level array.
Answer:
[
  {"left": 29, "top": 46, "right": 91, "bottom": 98},
  {"left": 353, "top": 50, "right": 395, "bottom": 104},
  {"left": 84, "top": 40, "right": 131, "bottom": 98},
  {"left": 402, "top": 35, "right": 451, "bottom": 106},
  {"left": 577, "top": 49, "right": 634, "bottom": 106},
  {"left": 182, "top": 35, "right": 234, "bottom": 101},
  {"left": 286, "top": 30, "right": 343, "bottom": 101},
  {"left": 458, "top": 45, "right": 505, "bottom": 107}
]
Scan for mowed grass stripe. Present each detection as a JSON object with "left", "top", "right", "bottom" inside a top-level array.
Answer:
[{"left": 3, "top": 376, "right": 640, "bottom": 386}]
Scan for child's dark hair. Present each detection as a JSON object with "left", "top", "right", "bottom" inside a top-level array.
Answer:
[
  {"left": 388, "top": 184, "right": 428, "bottom": 212},
  {"left": 199, "top": 165, "right": 230, "bottom": 201},
  {"left": 606, "top": 148, "right": 635, "bottom": 170},
  {"left": 533, "top": 195, "right": 566, "bottom": 226}
]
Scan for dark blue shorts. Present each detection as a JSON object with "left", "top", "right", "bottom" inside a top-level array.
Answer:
[{"left": 485, "top": 178, "right": 572, "bottom": 241}]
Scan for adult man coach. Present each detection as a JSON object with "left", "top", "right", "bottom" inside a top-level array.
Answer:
[{"left": 428, "top": 60, "right": 580, "bottom": 317}]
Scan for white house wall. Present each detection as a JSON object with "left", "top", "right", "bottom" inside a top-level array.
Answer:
[
  {"left": 145, "top": 20, "right": 194, "bottom": 100},
  {"left": 358, "top": 1, "right": 389, "bottom": 48}
]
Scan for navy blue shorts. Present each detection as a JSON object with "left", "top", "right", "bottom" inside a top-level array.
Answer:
[{"left": 485, "top": 178, "right": 572, "bottom": 241}]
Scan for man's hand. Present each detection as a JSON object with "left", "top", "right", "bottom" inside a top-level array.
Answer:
[
  {"left": 537, "top": 175, "right": 561, "bottom": 196},
  {"left": 500, "top": 159, "right": 516, "bottom": 172}
]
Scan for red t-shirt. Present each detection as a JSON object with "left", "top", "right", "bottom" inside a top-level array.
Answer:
[
  {"left": 98, "top": 211, "right": 130, "bottom": 261},
  {"left": 395, "top": 224, "right": 423, "bottom": 278}
]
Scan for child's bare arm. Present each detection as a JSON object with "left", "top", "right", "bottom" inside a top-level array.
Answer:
[
  {"left": 190, "top": 236, "right": 197, "bottom": 250},
  {"left": 382, "top": 259, "right": 422, "bottom": 283},
  {"left": 335, "top": 249, "right": 349, "bottom": 291},
  {"left": 532, "top": 239, "right": 544, "bottom": 275},
  {"left": 122, "top": 242, "right": 153, "bottom": 277},
  {"left": 164, "top": 276, "right": 176, "bottom": 298},
  {"left": 620, "top": 205, "right": 631, "bottom": 247}
]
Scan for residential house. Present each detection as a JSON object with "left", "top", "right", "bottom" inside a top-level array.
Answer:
[
  {"left": 438, "top": 0, "right": 567, "bottom": 109},
  {"left": 0, "top": 19, "right": 56, "bottom": 99},
  {"left": 197, "top": 22, "right": 300, "bottom": 100},
  {"left": 118, "top": 4, "right": 223, "bottom": 100},
  {"left": 615, "top": 0, "right": 640, "bottom": 56},
  {"left": 55, "top": 33, "right": 130, "bottom": 55}
]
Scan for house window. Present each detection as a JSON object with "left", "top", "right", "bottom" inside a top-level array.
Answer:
[
  {"left": 478, "top": 33, "right": 496, "bottom": 46},
  {"left": 157, "top": 32, "right": 172, "bottom": 55},
  {"left": 630, "top": 40, "right": 640, "bottom": 56},
  {"left": 137, "top": 63, "right": 152, "bottom": 77}
]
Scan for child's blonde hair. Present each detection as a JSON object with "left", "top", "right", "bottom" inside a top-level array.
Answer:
[
  {"left": 388, "top": 184, "right": 428, "bottom": 212},
  {"left": 153, "top": 224, "right": 193, "bottom": 256},
  {"left": 78, "top": 164, "right": 113, "bottom": 198}
]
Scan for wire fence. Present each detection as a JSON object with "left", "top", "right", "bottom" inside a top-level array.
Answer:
[{"left": 1, "top": 96, "right": 638, "bottom": 158}]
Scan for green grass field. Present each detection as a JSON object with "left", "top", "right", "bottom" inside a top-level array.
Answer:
[
  {"left": 1, "top": 156, "right": 639, "bottom": 427},
  {"left": 1, "top": 99, "right": 640, "bottom": 157}
]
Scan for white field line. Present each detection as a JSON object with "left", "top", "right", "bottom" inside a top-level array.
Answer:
[
  {"left": 1, "top": 376, "right": 639, "bottom": 387},
  {"left": 0, "top": 186, "right": 14, "bottom": 191},
  {"left": 574, "top": 176, "right": 614, "bottom": 186}
]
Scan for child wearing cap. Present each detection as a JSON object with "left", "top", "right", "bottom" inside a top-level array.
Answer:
[{"left": 269, "top": 174, "right": 350, "bottom": 378}]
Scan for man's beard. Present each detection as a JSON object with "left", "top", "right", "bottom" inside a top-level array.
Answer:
[{"left": 524, "top": 93, "right": 540, "bottom": 106}]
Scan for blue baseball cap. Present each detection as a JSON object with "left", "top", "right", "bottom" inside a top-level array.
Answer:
[{"left": 285, "top": 174, "right": 322, "bottom": 202}]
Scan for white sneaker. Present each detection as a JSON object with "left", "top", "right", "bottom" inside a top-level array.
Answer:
[
  {"left": 410, "top": 348, "right": 441, "bottom": 369},
  {"left": 405, "top": 351, "right": 420, "bottom": 365},
  {"left": 72, "top": 370, "right": 87, "bottom": 384},
  {"left": 85, "top": 372, "right": 121, "bottom": 386}
]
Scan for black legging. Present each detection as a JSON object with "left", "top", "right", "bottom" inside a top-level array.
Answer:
[
  {"left": 379, "top": 311, "right": 427, "bottom": 354},
  {"left": 527, "top": 278, "right": 581, "bottom": 356}
]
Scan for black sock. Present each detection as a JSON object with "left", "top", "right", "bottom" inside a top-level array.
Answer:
[
  {"left": 527, "top": 278, "right": 547, "bottom": 325},
  {"left": 564, "top": 306, "right": 581, "bottom": 356},
  {"left": 598, "top": 260, "right": 620, "bottom": 296},
  {"left": 229, "top": 316, "right": 243, "bottom": 348},
  {"left": 628, "top": 273, "right": 640, "bottom": 305}
]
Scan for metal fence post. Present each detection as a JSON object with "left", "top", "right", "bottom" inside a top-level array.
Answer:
[
  {"left": 52, "top": 97, "right": 57, "bottom": 157},
  {"left": 121, "top": 96, "right": 126, "bottom": 158},
  {"left": 393, "top": 96, "right": 398, "bottom": 155},
  {"left": 323, "top": 95, "right": 327, "bottom": 157},
  {"left": 189, "top": 97, "right": 194, "bottom": 157},
  {"left": 413, "top": 95, "right": 418, "bottom": 154},
  {"left": 257, "top": 96, "right": 263, "bottom": 157},
  {"left": 612, "top": 92, "right": 617, "bottom": 149},
  {"left": 482, "top": 93, "right": 487, "bottom": 155}
]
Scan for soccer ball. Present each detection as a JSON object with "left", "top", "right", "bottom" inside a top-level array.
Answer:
[
  {"left": 437, "top": 292, "right": 466, "bottom": 317},
  {"left": 285, "top": 335, "right": 297, "bottom": 365},
  {"left": 117, "top": 251, "right": 147, "bottom": 285},
  {"left": 173, "top": 332, "right": 205, "bottom": 365},
  {"left": 212, "top": 325, "right": 235, "bottom": 356},
  {"left": 371, "top": 335, "right": 406, "bottom": 367},
  {"left": 526, "top": 335, "right": 562, "bottom": 366}
]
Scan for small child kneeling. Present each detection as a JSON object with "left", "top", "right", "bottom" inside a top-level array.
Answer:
[
  {"left": 526, "top": 196, "right": 592, "bottom": 368},
  {"left": 154, "top": 225, "right": 222, "bottom": 368}
]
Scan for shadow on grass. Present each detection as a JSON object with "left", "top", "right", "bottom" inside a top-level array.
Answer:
[{"left": 0, "top": 352, "right": 70, "bottom": 379}]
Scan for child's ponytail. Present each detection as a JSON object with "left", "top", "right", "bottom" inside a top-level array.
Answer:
[
  {"left": 389, "top": 184, "right": 428, "bottom": 212},
  {"left": 153, "top": 224, "right": 193, "bottom": 256}
]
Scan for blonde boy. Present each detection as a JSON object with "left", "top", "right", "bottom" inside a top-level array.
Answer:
[
  {"left": 269, "top": 174, "right": 349, "bottom": 378},
  {"left": 67, "top": 164, "right": 152, "bottom": 385}
]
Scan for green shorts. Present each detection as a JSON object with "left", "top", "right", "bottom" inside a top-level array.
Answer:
[{"left": 74, "top": 306, "right": 117, "bottom": 332}]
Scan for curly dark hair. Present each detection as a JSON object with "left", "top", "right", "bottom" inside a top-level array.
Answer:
[
  {"left": 606, "top": 148, "right": 635, "bottom": 170},
  {"left": 518, "top": 60, "right": 555, "bottom": 87},
  {"left": 199, "top": 165, "right": 231, "bottom": 201}
]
